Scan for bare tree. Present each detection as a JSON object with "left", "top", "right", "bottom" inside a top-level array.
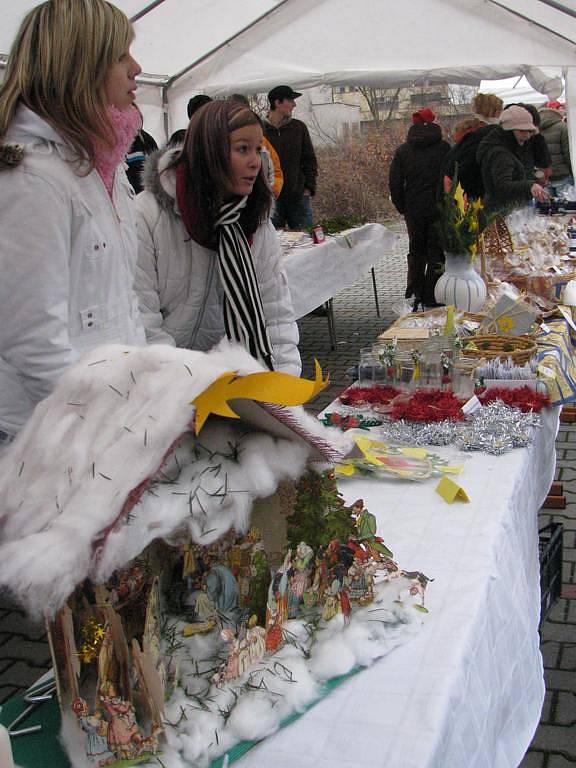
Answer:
[
  {"left": 358, "top": 86, "right": 382, "bottom": 123},
  {"left": 357, "top": 86, "right": 402, "bottom": 123},
  {"left": 445, "top": 84, "right": 477, "bottom": 114}
]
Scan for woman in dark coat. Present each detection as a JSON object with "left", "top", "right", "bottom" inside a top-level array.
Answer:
[
  {"left": 389, "top": 108, "right": 450, "bottom": 308},
  {"left": 441, "top": 94, "right": 503, "bottom": 201},
  {"left": 476, "top": 105, "right": 548, "bottom": 215}
]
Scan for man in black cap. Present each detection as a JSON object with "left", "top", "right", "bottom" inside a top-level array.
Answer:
[{"left": 264, "top": 85, "right": 318, "bottom": 230}]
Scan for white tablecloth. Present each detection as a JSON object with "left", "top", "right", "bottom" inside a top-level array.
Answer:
[
  {"left": 235, "top": 407, "right": 559, "bottom": 768},
  {"left": 282, "top": 223, "right": 399, "bottom": 319}
]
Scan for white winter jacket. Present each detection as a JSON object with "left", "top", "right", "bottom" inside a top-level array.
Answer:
[
  {"left": 0, "top": 106, "right": 146, "bottom": 435},
  {"left": 134, "top": 150, "right": 301, "bottom": 375}
]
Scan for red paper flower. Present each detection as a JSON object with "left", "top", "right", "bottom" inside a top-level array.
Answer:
[
  {"left": 390, "top": 389, "right": 465, "bottom": 422},
  {"left": 339, "top": 385, "right": 401, "bottom": 407},
  {"left": 479, "top": 386, "right": 550, "bottom": 413}
]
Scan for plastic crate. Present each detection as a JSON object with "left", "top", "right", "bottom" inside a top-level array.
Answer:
[{"left": 539, "top": 522, "right": 563, "bottom": 626}]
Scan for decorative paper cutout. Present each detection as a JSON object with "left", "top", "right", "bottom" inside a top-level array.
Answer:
[
  {"left": 480, "top": 294, "right": 539, "bottom": 336},
  {"left": 436, "top": 476, "right": 470, "bottom": 503},
  {"left": 336, "top": 435, "right": 463, "bottom": 481},
  {"left": 192, "top": 360, "right": 329, "bottom": 432}
]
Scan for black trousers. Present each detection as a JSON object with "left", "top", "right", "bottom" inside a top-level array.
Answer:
[{"left": 404, "top": 211, "right": 445, "bottom": 306}]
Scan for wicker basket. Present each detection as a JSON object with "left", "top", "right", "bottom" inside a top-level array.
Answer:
[
  {"left": 462, "top": 333, "right": 537, "bottom": 364},
  {"left": 478, "top": 216, "right": 514, "bottom": 260}
]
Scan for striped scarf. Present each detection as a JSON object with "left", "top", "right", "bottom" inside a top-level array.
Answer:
[{"left": 215, "top": 198, "right": 274, "bottom": 370}]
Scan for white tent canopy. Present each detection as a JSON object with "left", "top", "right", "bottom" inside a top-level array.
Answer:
[{"left": 2, "top": 0, "right": 576, "bottom": 146}]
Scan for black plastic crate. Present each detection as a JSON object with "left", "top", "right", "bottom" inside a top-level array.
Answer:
[{"left": 539, "top": 522, "right": 563, "bottom": 626}]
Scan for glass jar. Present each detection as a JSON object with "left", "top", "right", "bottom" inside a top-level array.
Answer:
[
  {"left": 452, "top": 357, "right": 477, "bottom": 399},
  {"left": 358, "top": 347, "right": 378, "bottom": 387},
  {"left": 396, "top": 351, "right": 415, "bottom": 390}
]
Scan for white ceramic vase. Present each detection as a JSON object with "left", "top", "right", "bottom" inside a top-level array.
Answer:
[{"left": 434, "top": 253, "right": 487, "bottom": 312}]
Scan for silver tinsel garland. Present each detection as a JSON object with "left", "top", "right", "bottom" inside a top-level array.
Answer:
[{"left": 351, "top": 401, "right": 541, "bottom": 455}]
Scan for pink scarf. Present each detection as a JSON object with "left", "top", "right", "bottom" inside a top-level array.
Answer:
[{"left": 92, "top": 105, "right": 141, "bottom": 197}]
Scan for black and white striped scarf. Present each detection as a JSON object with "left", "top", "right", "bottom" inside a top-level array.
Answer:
[{"left": 215, "top": 198, "right": 274, "bottom": 370}]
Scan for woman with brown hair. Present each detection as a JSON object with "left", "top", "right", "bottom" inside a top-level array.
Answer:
[
  {"left": 0, "top": 0, "right": 146, "bottom": 445},
  {"left": 135, "top": 100, "right": 300, "bottom": 374}
]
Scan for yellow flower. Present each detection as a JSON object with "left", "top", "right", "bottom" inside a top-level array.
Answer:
[
  {"left": 453, "top": 183, "right": 466, "bottom": 215},
  {"left": 497, "top": 315, "right": 515, "bottom": 334}
]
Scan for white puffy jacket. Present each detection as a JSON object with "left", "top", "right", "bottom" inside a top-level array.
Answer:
[
  {"left": 134, "top": 150, "right": 301, "bottom": 376},
  {"left": 0, "top": 106, "right": 146, "bottom": 435}
]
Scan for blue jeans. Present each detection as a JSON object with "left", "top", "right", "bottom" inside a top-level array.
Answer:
[{"left": 272, "top": 195, "right": 313, "bottom": 230}]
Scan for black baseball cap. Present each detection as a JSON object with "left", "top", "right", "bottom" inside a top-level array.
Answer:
[{"left": 268, "top": 85, "right": 302, "bottom": 106}]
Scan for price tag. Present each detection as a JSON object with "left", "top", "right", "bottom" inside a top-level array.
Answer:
[{"left": 461, "top": 395, "right": 482, "bottom": 415}]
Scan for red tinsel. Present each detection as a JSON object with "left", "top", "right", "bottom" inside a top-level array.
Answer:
[
  {"left": 390, "top": 389, "right": 466, "bottom": 422},
  {"left": 479, "top": 386, "right": 551, "bottom": 413},
  {"left": 339, "top": 385, "right": 401, "bottom": 407}
]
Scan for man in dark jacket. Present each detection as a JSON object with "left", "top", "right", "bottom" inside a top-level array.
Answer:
[
  {"left": 476, "top": 105, "right": 548, "bottom": 215},
  {"left": 264, "top": 85, "right": 318, "bottom": 230},
  {"left": 389, "top": 108, "right": 451, "bottom": 307}
]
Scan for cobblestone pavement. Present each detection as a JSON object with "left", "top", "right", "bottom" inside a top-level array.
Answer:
[{"left": 0, "top": 224, "right": 574, "bottom": 767}]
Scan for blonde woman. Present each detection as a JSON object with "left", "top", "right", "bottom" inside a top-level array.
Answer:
[{"left": 0, "top": 0, "right": 146, "bottom": 444}]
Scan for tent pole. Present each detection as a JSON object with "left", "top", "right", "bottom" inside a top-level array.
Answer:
[
  {"left": 130, "top": 0, "right": 168, "bottom": 23},
  {"left": 486, "top": 0, "right": 576, "bottom": 45},
  {"left": 535, "top": 0, "right": 576, "bottom": 20},
  {"left": 161, "top": 85, "right": 170, "bottom": 142}
]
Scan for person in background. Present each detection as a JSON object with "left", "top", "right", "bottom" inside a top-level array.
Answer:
[
  {"left": 187, "top": 94, "right": 212, "bottom": 120},
  {"left": 442, "top": 93, "right": 503, "bottom": 200},
  {"left": 164, "top": 95, "right": 213, "bottom": 150},
  {"left": 134, "top": 100, "right": 300, "bottom": 375},
  {"left": 0, "top": 0, "right": 146, "bottom": 446},
  {"left": 125, "top": 111, "right": 158, "bottom": 193},
  {"left": 264, "top": 85, "right": 317, "bottom": 229},
  {"left": 229, "top": 94, "right": 284, "bottom": 198},
  {"left": 167, "top": 128, "right": 186, "bottom": 148},
  {"left": 504, "top": 103, "right": 552, "bottom": 185},
  {"left": 389, "top": 107, "right": 451, "bottom": 309},
  {"left": 477, "top": 104, "right": 549, "bottom": 215},
  {"left": 539, "top": 101, "right": 572, "bottom": 192}
]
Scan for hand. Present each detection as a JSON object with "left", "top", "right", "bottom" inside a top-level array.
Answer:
[
  {"left": 303, "top": 188, "right": 312, "bottom": 197},
  {"left": 531, "top": 183, "right": 549, "bottom": 202}
]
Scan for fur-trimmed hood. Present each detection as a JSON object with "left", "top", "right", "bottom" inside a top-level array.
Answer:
[
  {"left": 1, "top": 104, "right": 67, "bottom": 171},
  {"left": 141, "top": 146, "right": 181, "bottom": 212}
]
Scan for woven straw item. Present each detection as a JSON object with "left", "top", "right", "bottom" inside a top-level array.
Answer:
[
  {"left": 463, "top": 333, "right": 537, "bottom": 364},
  {"left": 478, "top": 216, "right": 514, "bottom": 261}
]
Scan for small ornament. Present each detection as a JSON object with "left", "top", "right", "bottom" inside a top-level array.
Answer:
[
  {"left": 78, "top": 617, "right": 106, "bottom": 664},
  {"left": 440, "top": 352, "right": 452, "bottom": 385},
  {"left": 311, "top": 225, "right": 326, "bottom": 244}
]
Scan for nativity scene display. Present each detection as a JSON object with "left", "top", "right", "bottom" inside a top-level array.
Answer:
[{"left": 47, "top": 470, "right": 431, "bottom": 768}]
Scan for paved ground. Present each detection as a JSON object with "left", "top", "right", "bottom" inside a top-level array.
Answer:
[{"left": 1, "top": 224, "right": 574, "bottom": 766}]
